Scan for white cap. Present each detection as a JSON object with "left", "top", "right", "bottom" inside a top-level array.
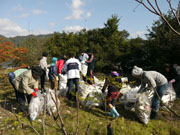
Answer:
[{"left": 132, "top": 66, "right": 143, "bottom": 77}]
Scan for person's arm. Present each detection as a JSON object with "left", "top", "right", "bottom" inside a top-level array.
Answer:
[
  {"left": 22, "top": 76, "right": 34, "bottom": 95},
  {"left": 86, "top": 54, "right": 94, "bottom": 63},
  {"left": 147, "top": 76, "right": 156, "bottom": 89},
  {"left": 102, "top": 78, "right": 109, "bottom": 93},
  {"left": 85, "top": 54, "right": 89, "bottom": 61}
]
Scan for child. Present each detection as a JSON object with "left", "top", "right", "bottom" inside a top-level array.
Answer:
[{"left": 102, "top": 65, "right": 122, "bottom": 118}]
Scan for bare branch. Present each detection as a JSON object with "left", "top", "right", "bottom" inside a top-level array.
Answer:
[
  {"left": 0, "top": 105, "right": 40, "bottom": 135},
  {"left": 167, "top": 0, "right": 180, "bottom": 25},
  {"left": 154, "top": 0, "right": 163, "bottom": 15},
  {"left": 42, "top": 95, "right": 47, "bottom": 135},
  {"left": 50, "top": 92, "right": 67, "bottom": 135},
  {"left": 85, "top": 123, "right": 90, "bottom": 135},
  {"left": 135, "top": 0, "right": 180, "bottom": 36},
  {"left": 75, "top": 94, "right": 79, "bottom": 135},
  {"left": 135, "top": 0, "right": 159, "bottom": 15},
  {"left": 147, "top": 0, "right": 160, "bottom": 15}
]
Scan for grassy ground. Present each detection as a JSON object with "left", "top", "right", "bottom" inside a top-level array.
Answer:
[{"left": 0, "top": 68, "right": 180, "bottom": 135}]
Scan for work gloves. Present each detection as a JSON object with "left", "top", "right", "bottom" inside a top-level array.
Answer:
[
  {"left": 32, "top": 88, "right": 38, "bottom": 98},
  {"left": 169, "top": 79, "right": 175, "bottom": 84}
]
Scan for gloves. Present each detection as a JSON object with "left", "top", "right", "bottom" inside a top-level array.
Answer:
[
  {"left": 34, "top": 88, "right": 38, "bottom": 92},
  {"left": 169, "top": 79, "right": 175, "bottom": 84},
  {"left": 32, "top": 92, "right": 37, "bottom": 97}
]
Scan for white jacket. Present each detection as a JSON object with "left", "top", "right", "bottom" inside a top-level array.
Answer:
[
  {"left": 64, "top": 58, "right": 81, "bottom": 79},
  {"left": 39, "top": 57, "right": 48, "bottom": 71}
]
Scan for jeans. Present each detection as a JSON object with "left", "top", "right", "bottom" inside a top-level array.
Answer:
[
  {"left": 151, "top": 83, "right": 168, "bottom": 111},
  {"left": 67, "top": 78, "right": 79, "bottom": 100},
  {"left": 8, "top": 72, "right": 18, "bottom": 100},
  {"left": 16, "top": 91, "right": 32, "bottom": 112}
]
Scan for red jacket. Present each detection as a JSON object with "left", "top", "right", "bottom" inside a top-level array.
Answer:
[{"left": 57, "top": 60, "right": 65, "bottom": 74}]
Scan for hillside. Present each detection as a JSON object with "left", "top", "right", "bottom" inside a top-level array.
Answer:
[
  {"left": 0, "top": 69, "right": 180, "bottom": 135},
  {"left": 7, "top": 34, "right": 52, "bottom": 46}
]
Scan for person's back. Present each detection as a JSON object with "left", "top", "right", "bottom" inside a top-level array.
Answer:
[
  {"left": 14, "top": 68, "right": 28, "bottom": 78},
  {"left": 48, "top": 57, "right": 58, "bottom": 80},
  {"left": 142, "top": 71, "right": 167, "bottom": 88},
  {"left": 64, "top": 57, "right": 81, "bottom": 79},
  {"left": 79, "top": 52, "right": 89, "bottom": 62},
  {"left": 57, "top": 59, "right": 65, "bottom": 74},
  {"left": 14, "top": 70, "right": 38, "bottom": 94},
  {"left": 106, "top": 72, "right": 121, "bottom": 92}
]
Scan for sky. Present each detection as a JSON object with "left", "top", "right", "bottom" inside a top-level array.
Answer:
[{"left": 0, "top": 0, "right": 179, "bottom": 38}]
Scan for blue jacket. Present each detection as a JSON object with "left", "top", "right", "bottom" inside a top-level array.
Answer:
[{"left": 48, "top": 65, "right": 58, "bottom": 80}]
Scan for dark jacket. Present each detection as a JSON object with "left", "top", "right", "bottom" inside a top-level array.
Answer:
[
  {"left": 102, "top": 72, "right": 122, "bottom": 94},
  {"left": 163, "top": 67, "right": 179, "bottom": 82},
  {"left": 48, "top": 65, "right": 58, "bottom": 80}
]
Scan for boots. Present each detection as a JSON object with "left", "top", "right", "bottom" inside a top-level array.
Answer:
[
  {"left": 150, "top": 110, "right": 158, "bottom": 120},
  {"left": 107, "top": 123, "right": 113, "bottom": 135},
  {"left": 111, "top": 107, "right": 119, "bottom": 118}
]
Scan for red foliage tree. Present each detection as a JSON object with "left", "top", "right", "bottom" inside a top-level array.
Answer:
[{"left": 0, "top": 37, "right": 28, "bottom": 67}]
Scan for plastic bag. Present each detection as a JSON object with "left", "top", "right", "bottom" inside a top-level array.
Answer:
[
  {"left": 58, "top": 74, "right": 68, "bottom": 96},
  {"left": 29, "top": 91, "right": 44, "bottom": 121},
  {"left": 135, "top": 92, "right": 151, "bottom": 125},
  {"left": 81, "top": 63, "right": 88, "bottom": 76},
  {"left": 28, "top": 89, "right": 60, "bottom": 120},
  {"left": 45, "top": 69, "right": 49, "bottom": 81},
  {"left": 161, "top": 83, "right": 176, "bottom": 108},
  {"left": 46, "top": 89, "right": 60, "bottom": 115}
]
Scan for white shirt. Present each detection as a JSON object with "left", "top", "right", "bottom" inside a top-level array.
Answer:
[
  {"left": 39, "top": 57, "right": 48, "bottom": 71},
  {"left": 64, "top": 58, "right": 81, "bottom": 79}
]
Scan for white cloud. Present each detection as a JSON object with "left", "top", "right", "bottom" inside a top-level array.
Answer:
[
  {"left": 49, "top": 22, "right": 56, "bottom": 27},
  {"left": 32, "top": 9, "right": 47, "bottom": 15},
  {"left": 86, "top": 12, "right": 91, "bottom": 17},
  {"left": 130, "top": 31, "right": 146, "bottom": 39},
  {"left": 72, "top": 0, "right": 83, "bottom": 9},
  {"left": 14, "top": 13, "right": 30, "bottom": 18},
  {"left": 64, "top": 25, "right": 87, "bottom": 32},
  {"left": 65, "top": 0, "right": 84, "bottom": 20},
  {"left": 0, "top": 18, "right": 28, "bottom": 37},
  {"left": 0, "top": 18, "right": 54, "bottom": 37}
]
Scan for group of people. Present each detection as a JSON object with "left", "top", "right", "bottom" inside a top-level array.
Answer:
[
  {"left": 101, "top": 64, "right": 180, "bottom": 120},
  {"left": 7, "top": 50, "right": 180, "bottom": 121},
  {"left": 8, "top": 49, "right": 95, "bottom": 114}
]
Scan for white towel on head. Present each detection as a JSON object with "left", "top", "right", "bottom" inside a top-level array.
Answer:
[{"left": 132, "top": 66, "right": 143, "bottom": 76}]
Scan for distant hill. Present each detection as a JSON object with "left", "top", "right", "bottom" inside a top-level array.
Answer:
[
  {"left": 0, "top": 35, "right": 11, "bottom": 43},
  {"left": 8, "top": 34, "right": 52, "bottom": 46}
]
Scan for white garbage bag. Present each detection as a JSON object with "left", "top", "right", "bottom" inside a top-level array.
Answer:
[
  {"left": 58, "top": 74, "right": 68, "bottom": 97},
  {"left": 161, "top": 83, "right": 176, "bottom": 108},
  {"left": 46, "top": 89, "right": 60, "bottom": 115},
  {"left": 28, "top": 89, "right": 60, "bottom": 121},
  {"left": 45, "top": 69, "right": 49, "bottom": 81},
  {"left": 77, "top": 77, "right": 105, "bottom": 108},
  {"left": 81, "top": 62, "right": 88, "bottom": 76},
  {"left": 135, "top": 92, "right": 151, "bottom": 125},
  {"left": 29, "top": 91, "right": 44, "bottom": 121}
]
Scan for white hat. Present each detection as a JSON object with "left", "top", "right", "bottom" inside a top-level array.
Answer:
[{"left": 132, "top": 66, "right": 143, "bottom": 77}]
